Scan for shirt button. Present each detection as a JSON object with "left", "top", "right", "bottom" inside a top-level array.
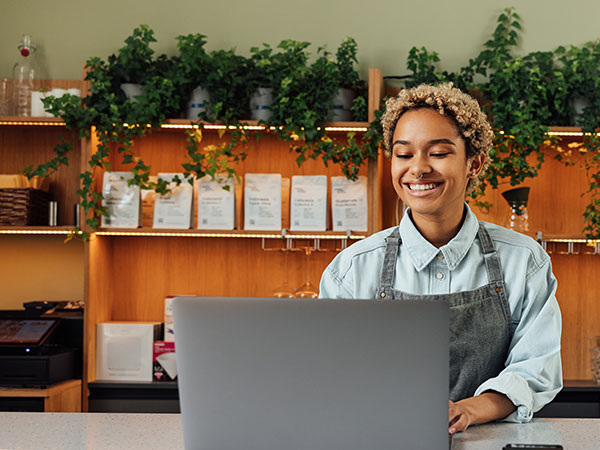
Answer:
[
  {"left": 436, "top": 272, "right": 445, "bottom": 280},
  {"left": 437, "top": 253, "right": 444, "bottom": 260}
]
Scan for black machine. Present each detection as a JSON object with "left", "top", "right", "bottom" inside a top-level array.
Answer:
[{"left": 0, "top": 302, "right": 83, "bottom": 387}]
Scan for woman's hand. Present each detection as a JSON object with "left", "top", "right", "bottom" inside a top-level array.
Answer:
[
  {"left": 448, "top": 400, "right": 471, "bottom": 434},
  {"left": 448, "top": 391, "right": 517, "bottom": 434}
]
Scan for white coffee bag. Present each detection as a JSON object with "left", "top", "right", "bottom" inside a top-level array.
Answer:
[
  {"left": 101, "top": 171, "right": 141, "bottom": 228},
  {"left": 153, "top": 173, "right": 194, "bottom": 229},
  {"left": 331, "top": 176, "right": 368, "bottom": 232},
  {"left": 244, "top": 173, "right": 282, "bottom": 230},
  {"left": 290, "top": 175, "right": 328, "bottom": 231},
  {"left": 196, "top": 175, "right": 235, "bottom": 230}
]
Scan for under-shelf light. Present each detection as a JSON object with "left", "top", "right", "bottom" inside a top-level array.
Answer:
[
  {"left": 159, "top": 123, "right": 368, "bottom": 133},
  {"left": 0, "top": 120, "right": 65, "bottom": 127},
  {"left": 0, "top": 228, "right": 81, "bottom": 235},
  {"left": 547, "top": 131, "right": 600, "bottom": 137},
  {"left": 95, "top": 230, "right": 367, "bottom": 240}
]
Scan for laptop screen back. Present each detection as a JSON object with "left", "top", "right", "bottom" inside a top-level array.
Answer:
[{"left": 174, "top": 297, "right": 449, "bottom": 450}]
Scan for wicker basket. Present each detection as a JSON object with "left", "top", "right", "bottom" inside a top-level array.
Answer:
[{"left": 0, "top": 188, "right": 52, "bottom": 226}]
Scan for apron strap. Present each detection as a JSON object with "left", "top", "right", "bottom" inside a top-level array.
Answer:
[
  {"left": 377, "top": 228, "right": 401, "bottom": 296},
  {"left": 477, "top": 223, "right": 504, "bottom": 286}
]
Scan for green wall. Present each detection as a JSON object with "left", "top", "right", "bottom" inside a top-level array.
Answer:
[
  {"left": 1, "top": 0, "right": 600, "bottom": 80},
  {"left": 0, "top": 0, "right": 599, "bottom": 309}
]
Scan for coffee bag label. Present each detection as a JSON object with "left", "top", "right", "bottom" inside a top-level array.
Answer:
[
  {"left": 101, "top": 171, "right": 141, "bottom": 228},
  {"left": 244, "top": 173, "right": 282, "bottom": 230},
  {"left": 290, "top": 175, "right": 327, "bottom": 231},
  {"left": 196, "top": 175, "right": 235, "bottom": 230},
  {"left": 331, "top": 176, "right": 368, "bottom": 232},
  {"left": 153, "top": 173, "right": 194, "bottom": 229}
]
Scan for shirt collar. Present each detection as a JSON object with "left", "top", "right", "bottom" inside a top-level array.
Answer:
[{"left": 399, "top": 203, "right": 479, "bottom": 271}]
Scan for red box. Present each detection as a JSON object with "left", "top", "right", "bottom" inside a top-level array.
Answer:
[{"left": 153, "top": 341, "right": 177, "bottom": 381}]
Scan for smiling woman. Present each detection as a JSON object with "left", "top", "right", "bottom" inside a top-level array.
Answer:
[
  {"left": 390, "top": 108, "right": 485, "bottom": 246},
  {"left": 319, "top": 83, "right": 562, "bottom": 435}
]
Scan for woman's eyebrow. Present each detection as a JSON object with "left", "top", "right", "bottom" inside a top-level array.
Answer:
[{"left": 392, "top": 138, "right": 457, "bottom": 147}]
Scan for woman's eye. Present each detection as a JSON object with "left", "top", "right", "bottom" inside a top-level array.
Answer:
[
  {"left": 431, "top": 152, "right": 450, "bottom": 158},
  {"left": 395, "top": 154, "right": 412, "bottom": 159}
]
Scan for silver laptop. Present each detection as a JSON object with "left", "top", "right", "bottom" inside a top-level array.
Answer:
[{"left": 173, "top": 297, "right": 449, "bottom": 450}]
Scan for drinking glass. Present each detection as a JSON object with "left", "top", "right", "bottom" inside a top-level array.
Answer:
[
  {"left": 295, "top": 246, "right": 319, "bottom": 298},
  {"left": 0, "top": 78, "right": 8, "bottom": 115},
  {"left": 273, "top": 250, "right": 295, "bottom": 298}
]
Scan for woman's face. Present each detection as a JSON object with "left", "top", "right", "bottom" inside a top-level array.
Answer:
[{"left": 390, "top": 108, "right": 484, "bottom": 223}]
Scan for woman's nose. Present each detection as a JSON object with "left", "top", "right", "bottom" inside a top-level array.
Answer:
[{"left": 409, "top": 155, "right": 432, "bottom": 178}]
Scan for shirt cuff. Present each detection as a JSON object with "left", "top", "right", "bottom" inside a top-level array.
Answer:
[{"left": 473, "top": 372, "right": 534, "bottom": 423}]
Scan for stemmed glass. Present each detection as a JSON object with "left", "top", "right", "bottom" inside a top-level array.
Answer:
[
  {"left": 273, "top": 249, "right": 295, "bottom": 298},
  {"left": 294, "top": 246, "right": 319, "bottom": 298}
]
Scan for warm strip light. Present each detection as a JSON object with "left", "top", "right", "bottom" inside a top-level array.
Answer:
[
  {"left": 0, "top": 229, "right": 81, "bottom": 235},
  {"left": 95, "top": 230, "right": 366, "bottom": 240},
  {"left": 547, "top": 131, "right": 600, "bottom": 137},
  {"left": 543, "top": 237, "right": 600, "bottom": 244},
  {"left": 160, "top": 123, "right": 367, "bottom": 133},
  {"left": 323, "top": 126, "right": 368, "bottom": 132},
  {"left": 0, "top": 120, "right": 65, "bottom": 126}
]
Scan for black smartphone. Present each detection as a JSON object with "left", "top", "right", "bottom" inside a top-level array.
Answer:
[{"left": 503, "top": 445, "right": 563, "bottom": 450}]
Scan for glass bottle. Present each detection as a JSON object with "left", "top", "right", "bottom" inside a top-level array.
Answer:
[
  {"left": 12, "top": 34, "right": 37, "bottom": 116},
  {"left": 501, "top": 187, "right": 530, "bottom": 234}
]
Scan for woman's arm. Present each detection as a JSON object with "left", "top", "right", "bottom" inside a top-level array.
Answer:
[{"left": 448, "top": 391, "right": 516, "bottom": 434}]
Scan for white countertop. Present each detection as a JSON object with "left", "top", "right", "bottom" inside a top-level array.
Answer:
[
  {"left": 1, "top": 413, "right": 599, "bottom": 449},
  {"left": 0, "top": 412, "right": 183, "bottom": 450}
]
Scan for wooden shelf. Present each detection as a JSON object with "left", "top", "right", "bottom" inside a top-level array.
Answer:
[
  {"left": 0, "top": 379, "right": 82, "bottom": 412},
  {"left": 0, "top": 116, "right": 370, "bottom": 132}
]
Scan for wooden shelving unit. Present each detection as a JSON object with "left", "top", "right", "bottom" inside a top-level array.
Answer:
[
  {"left": 5, "top": 70, "right": 600, "bottom": 409},
  {"left": 79, "top": 69, "right": 388, "bottom": 407}
]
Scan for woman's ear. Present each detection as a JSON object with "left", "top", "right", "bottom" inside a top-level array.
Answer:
[{"left": 468, "top": 153, "right": 486, "bottom": 178}]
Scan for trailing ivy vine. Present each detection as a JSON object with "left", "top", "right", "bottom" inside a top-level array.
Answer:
[{"left": 23, "top": 28, "right": 378, "bottom": 240}]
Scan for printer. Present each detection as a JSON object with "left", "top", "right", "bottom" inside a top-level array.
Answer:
[{"left": 0, "top": 301, "right": 83, "bottom": 387}]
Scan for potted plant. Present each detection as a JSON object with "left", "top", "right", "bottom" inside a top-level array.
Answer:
[
  {"left": 175, "top": 33, "right": 212, "bottom": 119},
  {"left": 330, "top": 37, "right": 363, "bottom": 121},
  {"left": 247, "top": 40, "right": 310, "bottom": 122},
  {"left": 555, "top": 40, "right": 600, "bottom": 127},
  {"left": 199, "top": 48, "right": 251, "bottom": 123},
  {"left": 106, "top": 25, "right": 158, "bottom": 101}
]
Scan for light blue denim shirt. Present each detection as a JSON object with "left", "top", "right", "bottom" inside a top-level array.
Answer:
[{"left": 319, "top": 204, "right": 562, "bottom": 422}]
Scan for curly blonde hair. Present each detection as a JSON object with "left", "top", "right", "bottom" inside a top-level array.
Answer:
[{"left": 381, "top": 83, "right": 493, "bottom": 193}]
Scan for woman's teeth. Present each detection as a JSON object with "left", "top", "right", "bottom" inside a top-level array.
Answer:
[{"left": 408, "top": 183, "right": 438, "bottom": 191}]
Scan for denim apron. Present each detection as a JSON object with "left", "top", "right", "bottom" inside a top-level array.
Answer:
[{"left": 375, "top": 224, "right": 512, "bottom": 401}]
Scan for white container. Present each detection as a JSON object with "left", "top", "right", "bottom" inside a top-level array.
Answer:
[
  {"left": 120, "top": 83, "right": 143, "bottom": 101},
  {"left": 186, "top": 86, "right": 210, "bottom": 119},
  {"left": 570, "top": 96, "right": 592, "bottom": 126},
  {"left": 329, "top": 88, "right": 356, "bottom": 122},
  {"left": 249, "top": 87, "right": 274, "bottom": 121},
  {"left": 30, "top": 90, "right": 49, "bottom": 117},
  {"left": 96, "top": 322, "right": 162, "bottom": 382}
]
